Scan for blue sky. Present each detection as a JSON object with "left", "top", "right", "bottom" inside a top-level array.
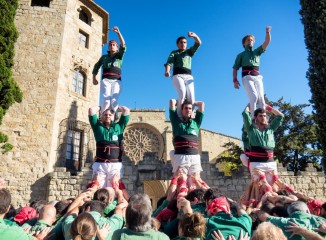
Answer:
[{"left": 93, "top": 0, "right": 310, "bottom": 139}]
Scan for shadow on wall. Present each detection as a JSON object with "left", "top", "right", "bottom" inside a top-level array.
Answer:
[{"left": 29, "top": 173, "right": 51, "bottom": 204}]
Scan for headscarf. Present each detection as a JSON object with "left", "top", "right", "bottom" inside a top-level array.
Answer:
[{"left": 207, "top": 196, "right": 231, "bottom": 216}]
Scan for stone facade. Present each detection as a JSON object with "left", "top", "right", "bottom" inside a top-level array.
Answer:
[{"left": 0, "top": 0, "right": 107, "bottom": 206}]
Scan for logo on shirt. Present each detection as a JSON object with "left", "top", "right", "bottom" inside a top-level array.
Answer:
[
  {"left": 113, "top": 62, "right": 119, "bottom": 67},
  {"left": 191, "top": 130, "right": 197, "bottom": 136},
  {"left": 112, "top": 135, "right": 118, "bottom": 141}
]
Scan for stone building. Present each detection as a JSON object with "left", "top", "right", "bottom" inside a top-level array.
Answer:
[{"left": 1, "top": 0, "right": 325, "bottom": 208}]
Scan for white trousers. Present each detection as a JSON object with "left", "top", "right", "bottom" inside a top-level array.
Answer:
[
  {"left": 172, "top": 74, "right": 195, "bottom": 118},
  {"left": 242, "top": 75, "right": 265, "bottom": 118},
  {"left": 100, "top": 78, "right": 122, "bottom": 114},
  {"left": 169, "top": 150, "right": 202, "bottom": 175},
  {"left": 92, "top": 162, "right": 123, "bottom": 188}
]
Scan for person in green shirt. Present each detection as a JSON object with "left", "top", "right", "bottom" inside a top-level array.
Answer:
[
  {"left": 233, "top": 27, "right": 271, "bottom": 119},
  {"left": 169, "top": 99, "right": 208, "bottom": 198},
  {"left": 253, "top": 201, "right": 326, "bottom": 240},
  {"left": 29, "top": 204, "right": 56, "bottom": 234},
  {"left": 92, "top": 26, "right": 126, "bottom": 117},
  {"left": 112, "top": 193, "right": 169, "bottom": 240},
  {"left": 164, "top": 32, "right": 201, "bottom": 118},
  {"left": 88, "top": 105, "right": 130, "bottom": 189}
]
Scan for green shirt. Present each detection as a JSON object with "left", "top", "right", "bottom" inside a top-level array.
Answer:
[
  {"left": 169, "top": 109, "right": 203, "bottom": 137},
  {"left": 267, "top": 211, "right": 326, "bottom": 240},
  {"left": 152, "top": 199, "right": 169, "bottom": 217},
  {"left": 30, "top": 219, "right": 52, "bottom": 233},
  {"left": 0, "top": 218, "right": 34, "bottom": 240},
  {"left": 112, "top": 228, "right": 170, "bottom": 240},
  {"left": 242, "top": 110, "right": 283, "bottom": 148},
  {"left": 233, "top": 45, "right": 265, "bottom": 69},
  {"left": 92, "top": 46, "right": 126, "bottom": 75},
  {"left": 205, "top": 212, "right": 252, "bottom": 240},
  {"left": 104, "top": 200, "right": 118, "bottom": 217},
  {"left": 173, "top": 236, "right": 201, "bottom": 240},
  {"left": 47, "top": 216, "right": 66, "bottom": 240},
  {"left": 89, "top": 114, "right": 130, "bottom": 143},
  {"left": 165, "top": 42, "right": 200, "bottom": 70}
]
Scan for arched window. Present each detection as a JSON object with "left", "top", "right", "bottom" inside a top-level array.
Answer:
[
  {"left": 79, "top": 8, "right": 92, "bottom": 26},
  {"left": 72, "top": 69, "right": 86, "bottom": 96}
]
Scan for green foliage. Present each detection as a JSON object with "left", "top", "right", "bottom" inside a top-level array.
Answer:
[
  {"left": 268, "top": 98, "right": 322, "bottom": 173},
  {"left": 215, "top": 142, "right": 243, "bottom": 175},
  {"left": 0, "top": 0, "right": 22, "bottom": 153},
  {"left": 300, "top": 0, "right": 326, "bottom": 172},
  {"left": 1, "top": 143, "right": 13, "bottom": 153}
]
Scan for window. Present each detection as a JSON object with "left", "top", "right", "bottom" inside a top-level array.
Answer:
[
  {"left": 72, "top": 69, "right": 86, "bottom": 96},
  {"left": 79, "top": 9, "right": 91, "bottom": 25},
  {"left": 65, "top": 130, "right": 83, "bottom": 172},
  {"left": 78, "top": 31, "right": 89, "bottom": 48},
  {"left": 31, "top": 0, "right": 50, "bottom": 7}
]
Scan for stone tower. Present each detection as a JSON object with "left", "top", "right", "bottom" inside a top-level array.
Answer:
[{"left": 0, "top": 0, "right": 108, "bottom": 206}]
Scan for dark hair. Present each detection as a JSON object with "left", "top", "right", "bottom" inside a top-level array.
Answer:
[
  {"left": 242, "top": 34, "right": 254, "bottom": 47},
  {"left": 93, "top": 188, "right": 110, "bottom": 206},
  {"left": 176, "top": 36, "right": 186, "bottom": 44},
  {"left": 179, "top": 212, "right": 206, "bottom": 239},
  {"left": 261, "top": 202, "right": 275, "bottom": 214},
  {"left": 181, "top": 100, "right": 192, "bottom": 110},
  {"left": 270, "top": 206, "right": 289, "bottom": 217},
  {"left": 186, "top": 189, "right": 205, "bottom": 202},
  {"left": 82, "top": 200, "right": 105, "bottom": 215},
  {"left": 0, "top": 189, "right": 11, "bottom": 214},
  {"left": 203, "top": 188, "right": 222, "bottom": 203},
  {"left": 167, "top": 199, "right": 178, "bottom": 213},
  {"left": 126, "top": 194, "right": 152, "bottom": 232},
  {"left": 4, "top": 205, "right": 16, "bottom": 219},
  {"left": 322, "top": 202, "right": 326, "bottom": 211},
  {"left": 30, "top": 199, "right": 48, "bottom": 213},
  {"left": 277, "top": 189, "right": 290, "bottom": 196},
  {"left": 254, "top": 108, "right": 266, "bottom": 117},
  {"left": 70, "top": 212, "right": 97, "bottom": 240},
  {"left": 54, "top": 201, "right": 70, "bottom": 216}
]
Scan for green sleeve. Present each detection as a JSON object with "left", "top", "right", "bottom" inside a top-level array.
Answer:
[
  {"left": 89, "top": 114, "right": 99, "bottom": 128},
  {"left": 165, "top": 51, "right": 176, "bottom": 67},
  {"left": 92, "top": 56, "right": 104, "bottom": 75},
  {"left": 233, "top": 53, "right": 242, "bottom": 70},
  {"left": 194, "top": 111, "right": 204, "bottom": 128},
  {"left": 118, "top": 114, "right": 130, "bottom": 132},
  {"left": 255, "top": 45, "right": 266, "bottom": 55},
  {"left": 152, "top": 199, "right": 169, "bottom": 217},
  {"left": 187, "top": 42, "right": 200, "bottom": 56},
  {"left": 269, "top": 115, "right": 283, "bottom": 131},
  {"left": 242, "top": 110, "right": 252, "bottom": 132},
  {"left": 169, "top": 109, "right": 178, "bottom": 122}
]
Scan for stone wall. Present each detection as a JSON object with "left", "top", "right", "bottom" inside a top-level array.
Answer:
[{"left": 48, "top": 152, "right": 326, "bottom": 203}]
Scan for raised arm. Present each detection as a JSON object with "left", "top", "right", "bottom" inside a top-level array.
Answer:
[
  {"left": 118, "top": 106, "right": 130, "bottom": 116},
  {"left": 89, "top": 106, "right": 100, "bottom": 116},
  {"left": 188, "top": 32, "right": 201, "bottom": 45},
  {"left": 262, "top": 26, "right": 271, "bottom": 50},
  {"left": 194, "top": 101, "right": 204, "bottom": 112},
  {"left": 265, "top": 105, "right": 284, "bottom": 117},
  {"left": 170, "top": 99, "right": 177, "bottom": 111},
  {"left": 112, "top": 27, "right": 125, "bottom": 47}
]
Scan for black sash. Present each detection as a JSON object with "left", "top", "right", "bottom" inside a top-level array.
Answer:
[{"left": 174, "top": 135, "right": 198, "bottom": 155}]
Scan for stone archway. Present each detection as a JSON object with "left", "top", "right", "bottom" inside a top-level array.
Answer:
[
  {"left": 123, "top": 123, "right": 165, "bottom": 164},
  {"left": 144, "top": 180, "right": 169, "bottom": 209}
]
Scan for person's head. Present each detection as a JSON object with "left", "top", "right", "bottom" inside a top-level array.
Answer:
[
  {"left": 93, "top": 188, "right": 114, "bottom": 206},
  {"left": 206, "top": 196, "right": 231, "bottom": 216},
  {"left": 30, "top": 199, "right": 48, "bottom": 215},
  {"left": 54, "top": 200, "right": 70, "bottom": 217},
  {"left": 0, "top": 189, "right": 11, "bottom": 216},
  {"left": 287, "top": 201, "right": 310, "bottom": 215},
  {"left": 126, "top": 193, "right": 152, "bottom": 232},
  {"left": 186, "top": 189, "right": 205, "bottom": 204},
  {"left": 176, "top": 36, "right": 187, "bottom": 51},
  {"left": 181, "top": 101, "right": 193, "bottom": 119},
  {"left": 203, "top": 188, "right": 222, "bottom": 206},
  {"left": 82, "top": 200, "right": 106, "bottom": 215},
  {"left": 277, "top": 189, "right": 290, "bottom": 196},
  {"left": 39, "top": 204, "right": 57, "bottom": 226},
  {"left": 178, "top": 212, "right": 206, "bottom": 239},
  {"left": 242, "top": 34, "right": 255, "bottom": 48},
  {"left": 108, "top": 40, "right": 119, "bottom": 54},
  {"left": 70, "top": 212, "right": 97, "bottom": 240},
  {"left": 270, "top": 206, "right": 289, "bottom": 218},
  {"left": 254, "top": 108, "right": 268, "bottom": 126},
  {"left": 251, "top": 222, "right": 286, "bottom": 240},
  {"left": 321, "top": 202, "right": 326, "bottom": 218},
  {"left": 261, "top": 201, "right": 275, "bottom": 214},
  {"left": 101, "top": 108, "right": 115, "bottom": 124}
]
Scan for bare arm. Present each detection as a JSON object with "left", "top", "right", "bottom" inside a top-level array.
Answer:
[
  {"left": 262, "top": 26, "right": 271, "bottom": 50},
  {"left": 233, "top": 68, "right": 240, "bottom": 89},
  {"left": 65, "top": 191, "right": 92, "bottom": 216},
  {"left": 89, "top": 106, "right": 100, "bottom": 116},
  {"left": 118, "top": 106, "right": 130, "bottom": 116},
  {"left": 265, "top": 105, "right": 284, "bottom": 117},
  {"left": 252, "top": 209, "right": 270, "bottom": 222},
  {"left": 165, "top": 64, "right": 171, "bottom": 77},
  {"left": 112, "top": 27, "right": 125, "bottom": 47},
  {"left": 194, "top": 101, "right": 204, "bottom": 112},
  {"left": 228, "top": 198, "right": 247, "bottom": 216},
  {"left": 170, "top": 99, "right": 177, "bottom": 110},
  {"left": 188, "top": 32, "right": 201, "bottom": 45},
  {"left": 286, "top": 222, "right": 324, "bottom": 240}
]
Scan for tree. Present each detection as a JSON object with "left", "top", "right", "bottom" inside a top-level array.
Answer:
[
  {"left": 215, "top": 142, "right": 243, "bottom": 176},
  {"left": 268, "top": 98, "right": 322, "bottom": 174},
  {"left": 300, "top": 0, "right": 326, "bottom": 172},
  {"left": 0, "top": 0, "right": 23, "bottom": 153}
]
